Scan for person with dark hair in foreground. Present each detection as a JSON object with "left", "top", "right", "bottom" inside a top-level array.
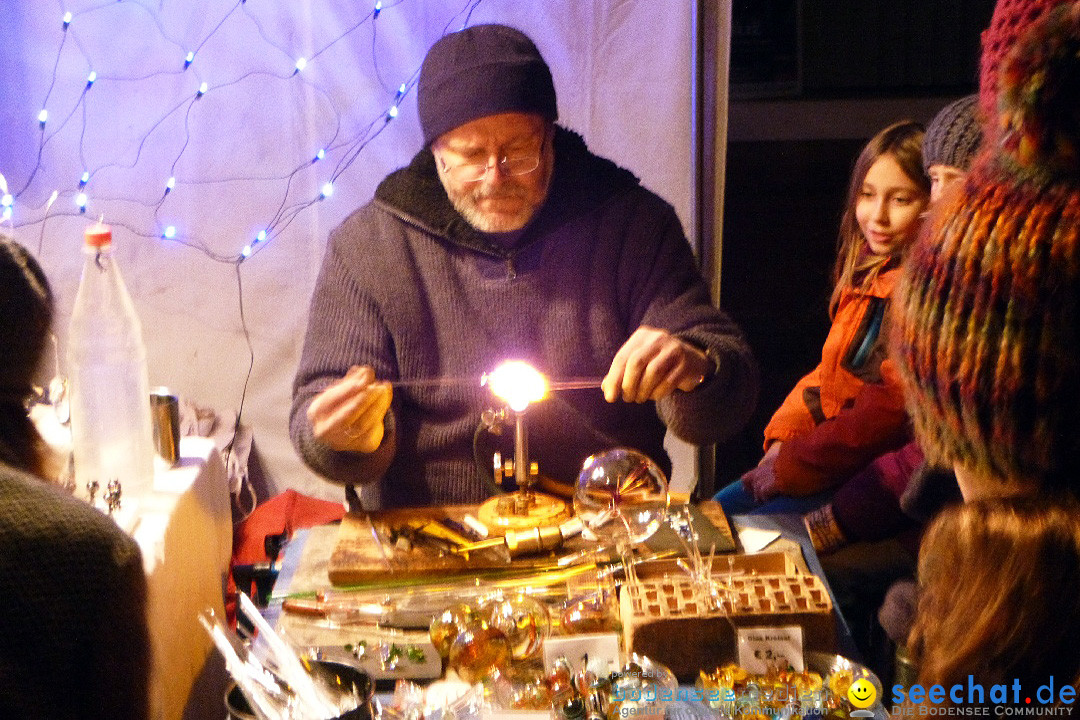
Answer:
[{"left": 0, "top": 238, "right": 151, "bottom": 719}]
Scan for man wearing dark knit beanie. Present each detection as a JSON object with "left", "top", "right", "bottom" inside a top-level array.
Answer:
[
  {"left": 895, "top": 2, "right": 1080, "bottom": 501},
  {"left": 290, "top": 24, "right": 758, "bottom": 509}
]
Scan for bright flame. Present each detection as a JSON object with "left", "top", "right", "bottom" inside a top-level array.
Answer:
[{"left": 484, "top": 360, "right": 548, "bottom": 412}]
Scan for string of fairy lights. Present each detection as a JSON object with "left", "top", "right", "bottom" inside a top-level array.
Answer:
[
  {"left": 3, "top": 0, "right": 487, "bottom": 263},
  {"left": 0, "top": 0, "right": 489, "bottom": 489}
]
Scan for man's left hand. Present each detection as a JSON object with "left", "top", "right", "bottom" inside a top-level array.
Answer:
[{"left": 602, "top": 325, "right": 712, "bottom": 403}]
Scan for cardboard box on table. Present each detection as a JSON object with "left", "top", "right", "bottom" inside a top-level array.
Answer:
[{"left": 619, "top": 553, "right": 837, "bottom": 682}]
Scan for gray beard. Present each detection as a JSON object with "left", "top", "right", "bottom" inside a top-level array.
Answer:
[
  {"left": 449, "top": 188, "right": 539, "bottom": 233},
  {"left": 446, "top": 169, "right": 552, "bottom": 234}
]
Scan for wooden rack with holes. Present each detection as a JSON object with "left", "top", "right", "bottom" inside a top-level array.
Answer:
[{"left": 619, "top": 571, "right": 836, "bottom": 682}]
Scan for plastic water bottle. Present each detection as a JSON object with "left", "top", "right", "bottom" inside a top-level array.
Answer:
[{"left": 67, "top": 220, "right": 156, "bottom": 501}]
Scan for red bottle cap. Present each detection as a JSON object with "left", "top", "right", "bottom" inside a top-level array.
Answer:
[{"left": 84, "top": 220, "right": 112, "bottom": 248}]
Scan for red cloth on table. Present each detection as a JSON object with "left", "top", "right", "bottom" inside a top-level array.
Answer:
[{"left": 227, "top": 489, "right": 345, "bottom": 624}]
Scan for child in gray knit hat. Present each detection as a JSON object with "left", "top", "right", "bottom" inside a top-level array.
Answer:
[
  {"left": 922, "top": 94, "right": 982, "bottom": 203},
  {"left": 800, "top": 94, "right": 984, "bottom": 681},
  {"left": 801, "top": 97, "right": 984, "bottom": 560}
]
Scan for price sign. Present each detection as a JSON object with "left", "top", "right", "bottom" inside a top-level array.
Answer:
[
  {"left": 736, "top": 625, "right": 804, "bottom": 673},
  {"left": 542, "top": 632, "right": 621, "bottom": 677}
]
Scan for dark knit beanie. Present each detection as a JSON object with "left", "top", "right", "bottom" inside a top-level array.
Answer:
[
  {"left": 922, "top": 95, "right": 983, "bottom": 173},
  {"left": 895, "top": 3, "right": 1080, "bottom": 492},
  {"left": 979, "top": 0, "right": 1070, "bottom": 122},
  {"left": 418, "top": 24, "right": 558, "bottom": 147}
]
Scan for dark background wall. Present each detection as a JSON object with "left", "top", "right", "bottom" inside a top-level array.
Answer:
[{"left": 713, "top": 0, "right": 997, "bottom": 486}]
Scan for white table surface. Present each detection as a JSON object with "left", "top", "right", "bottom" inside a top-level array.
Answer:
[{"left": 130, "top": 436, "right": 233, "bottom": 720}]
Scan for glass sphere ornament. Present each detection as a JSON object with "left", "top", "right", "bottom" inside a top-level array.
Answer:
[
  {"left": 447, "top": 621, "right": 512, "bottom": 684},
  {"left": 573, "top": 447, "right": 670, "bottom": 547},
  {"left": 477, "top": 592, "right": 550, "bottom": 661},
  {"left": 487, "top": 663, "right": 553, "bottom": 710},
  {"left": 560, "top": 587, "right": 620, "bottom": 634},
  {"left": 608, "top": 655, "right": 678, "bottom": 718},
  {"left": 430, "top": 602, "right": 481, "bottom": 659},
  {"left": 546, "top": 658, "right": 575, "bottom": 699}
]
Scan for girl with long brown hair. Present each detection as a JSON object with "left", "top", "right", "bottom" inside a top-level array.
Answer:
[{"left": 716, "top": 121, "right": 930, "bottom": 514}]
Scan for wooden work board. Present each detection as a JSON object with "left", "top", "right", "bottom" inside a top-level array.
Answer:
[{"left": 327, "top": 500, "right": 736, "bottom": 587}]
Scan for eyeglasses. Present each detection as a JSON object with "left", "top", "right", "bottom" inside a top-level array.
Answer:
[
  {"left": 434, "top": 131, "right": 548, "bottom": 184},
  {"left": 439, "top": 152, "right": 542, "bottom": 183}
]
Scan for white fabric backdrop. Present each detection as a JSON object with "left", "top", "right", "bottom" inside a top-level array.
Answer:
[{"left": 0, "top": 0, "right": 697, "bottom": 503}]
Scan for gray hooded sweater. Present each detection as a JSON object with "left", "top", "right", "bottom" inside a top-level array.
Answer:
[{"left": 290, "top": 127, "right": 758, "bottom": 509}]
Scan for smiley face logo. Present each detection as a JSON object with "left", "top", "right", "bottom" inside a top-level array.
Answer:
[{"left": 848, "top": 678, "right": 877, "bottom": 709}]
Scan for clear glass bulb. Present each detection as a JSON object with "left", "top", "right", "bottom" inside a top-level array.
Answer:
[{"left": 573, "top": 447, "right": 669, "bottom": 546}]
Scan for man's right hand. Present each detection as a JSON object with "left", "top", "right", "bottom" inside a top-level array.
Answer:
[{"left": 306, "top": 366, "right": 393, "bottom": 453}]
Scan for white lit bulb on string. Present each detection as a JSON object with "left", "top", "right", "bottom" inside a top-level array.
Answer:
[
  {"left": 21, "top": 0, "right": 433, "bottom": 262},
  {"left": 240, "top": 229, "right": 268, "bottom": 259},
  {"left": 162, "top": 225, "right": 177, "bottom": 239},
  {"left": 0, "top": 174, "right": 8, "bottom": 222},
  {"left": 388, "top": 82, "right": 407, "bottom": 120}
]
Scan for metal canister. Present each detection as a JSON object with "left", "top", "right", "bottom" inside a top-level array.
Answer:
[{"left": 149, "top": 387, "right": 180, "bottom": 468}]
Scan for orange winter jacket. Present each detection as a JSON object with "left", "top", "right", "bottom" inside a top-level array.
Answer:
[{"left": 763, "top": 263, "right": 912, "bottom": 495}]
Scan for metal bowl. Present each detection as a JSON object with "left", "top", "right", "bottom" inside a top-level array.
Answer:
[{"left": 224, "top": 659, "right": 375, "bottom": 720}]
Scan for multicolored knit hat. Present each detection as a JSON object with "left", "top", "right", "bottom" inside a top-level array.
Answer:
[
  {"left": 979, "top": 0, "right": 1071, "bottom": 123},
  {"left": 894, "top": 3, "right": 1080, "bottom": 492},
  {"left": 922, "top": 95, "right": 982, "bottom": 173}
]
